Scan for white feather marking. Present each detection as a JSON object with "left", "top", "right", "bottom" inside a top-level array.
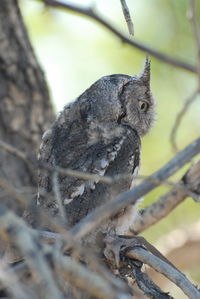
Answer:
[
  {"left": 130, "top": 166, "right": 139, "bottom": 189},
  {"left": 36, "top": 192, "right": 40, "bottom": 205},
  {"left": 64, "top": 198, "right": 73, "bottom": 205},
  {"left": 88, "top": 167, "right": 107, "bottom": 191},
  {"left": 100, "top": 158, "right": 109, "bottom": 169},
  {"left": 108, "top": 151, "right": 117, "bottom": 161},
  {"left": 89, "top": 181, "right": 96, "bottom": 190},
  {"left": 42, "top": 128, "right": 52, "bottom": 141},
  {"left": 128, "top": 155, "right": 135, "bottom": 167},
  {"left": 113, "top": 144, "right": 120, "bottom": 151},
  {"left": 71, "top": 184, "right": 85, "bottom": 198},
  {"left": 97, "top": 169, "right": 106, "bottom": 176}
]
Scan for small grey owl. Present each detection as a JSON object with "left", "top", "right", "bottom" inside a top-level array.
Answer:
[{"left": 37, "top": 59, "right": 155, "bottom": 243}]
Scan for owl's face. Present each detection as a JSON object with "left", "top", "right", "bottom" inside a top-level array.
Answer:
[
  {"left": 77, "top": 58, "right": 155, "bottom": 138},
  {"left": 119, "top": 76, "right": 155, "bottom": 137}
]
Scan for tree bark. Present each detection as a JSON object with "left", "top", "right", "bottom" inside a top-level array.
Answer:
[{"left": 0, "top": 0, "right": 54, "bottom": 208}]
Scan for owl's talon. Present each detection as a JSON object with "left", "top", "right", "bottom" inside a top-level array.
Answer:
[{"left": 103, "top": 235, "right": 145, "bottom": 269}]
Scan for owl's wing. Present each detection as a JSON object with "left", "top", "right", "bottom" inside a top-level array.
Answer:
[{"left": 38, "top": 104, "right": 140, "bottom": 227}]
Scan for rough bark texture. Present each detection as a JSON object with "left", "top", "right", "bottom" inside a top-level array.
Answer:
[{"left": 0, "top": 0, "right": 54, "bottom": 207}]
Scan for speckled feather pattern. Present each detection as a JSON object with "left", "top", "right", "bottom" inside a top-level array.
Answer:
[{"left": 37, "top": 59, "right": 155, "bottom": 243}]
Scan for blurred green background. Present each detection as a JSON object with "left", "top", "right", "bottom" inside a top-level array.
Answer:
[{"left": 19, "top": 0, "right": 200, "bottom": 292}]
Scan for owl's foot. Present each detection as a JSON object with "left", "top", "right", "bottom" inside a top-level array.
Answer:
[
  {"left": 103, "top": 234, "right": 178, "bottom": 273},
  {"left": 103, "top": 235, "right": 176, "bottom": 299},
  {"left": 103, "top": 234, "right": 145, "bottom": 269}
]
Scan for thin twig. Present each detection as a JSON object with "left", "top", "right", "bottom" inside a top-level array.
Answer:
[
  {"left": 1, "top": 138, "right": 191, "bottom": 189},
  {"left": 36, "top": 0, "right": 197, "bottom": 73},
  {"left": 0, "top": 140, "right": 35, "bottom": 177},
  {"left": 0, "top": 139, "right": 113, "bottom": 183},
  {"left": 1, "top": 138, "right": 198, "bottom": 195},
  {"left": 120, "top": 0, "right": 134, "bottom": 35},
  {"left": 170, "top": 89, "right": 199, "bottom": 152},
  {"left": 71, "top": 137, "right": 200, "bottom": 239},
  {"left": 126, "top": 247, "right": 200, "bottom": 299},
  {"left": 188, "top": 0, "right": 200, "bottom": 88},
  {"left": 170, "top": 1, "right": 200, "bottom": 152}
]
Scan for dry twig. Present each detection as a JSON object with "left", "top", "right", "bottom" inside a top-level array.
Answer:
[
  {"left": 188, "top": 0, "right": 200, "bottom": 87},
  {"left": 126, "top": 247, "right": 200, "bottom": 299},
  {"left": 170, "top": 0, "right": 200, "bottom": 153},
  {"left": 36, "top": 0, "right": 197, "bottom": 73},
  {"left": 170, "top": 89, "right": 199, "bottom": 152},
  {"left": 120, "top": 0, "right": 134, "bottom": 35}
]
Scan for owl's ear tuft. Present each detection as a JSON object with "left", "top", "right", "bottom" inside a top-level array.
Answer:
[{"left": 140, "top": 56, "right": 151, "bottom": 85}]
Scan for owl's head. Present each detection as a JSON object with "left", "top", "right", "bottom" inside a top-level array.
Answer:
[
  {"left": 78, "top": 58, "right": 155, "bottom": 137},
  {"left": 118, "top": 58, "right": 155, "bottom": 136}
]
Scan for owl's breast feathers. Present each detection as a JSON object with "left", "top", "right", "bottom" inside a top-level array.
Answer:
[{"left": 38, "top": 110, "right": 141, "bottom": 229}]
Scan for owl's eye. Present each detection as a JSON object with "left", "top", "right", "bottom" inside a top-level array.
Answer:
[{"left": 138, "top": 101, "right": 149, "bottom": 112}]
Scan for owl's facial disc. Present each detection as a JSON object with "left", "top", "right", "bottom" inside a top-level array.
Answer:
[{"left": 119, "top": 80, "right": 155, "bottom": 137}]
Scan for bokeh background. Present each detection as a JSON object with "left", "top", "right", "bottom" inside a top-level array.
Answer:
[{"left": 19, "top": 0, "right": 200, "bottom": 295}]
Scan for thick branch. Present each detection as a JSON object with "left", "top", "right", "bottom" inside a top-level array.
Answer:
[
  {"left": 38, "top": 0, "right": 196, "bottom": 73},
  {"left": 71, "top": 137, "right": 200, "bottom": 239},
  {"left": 134, "top": 160, "right": 200, "bottom": 233},
  {"left": 126, "top": 247, "right": 200, "bottom": 299},
  {"left": 146, "top": 222, "right": 200, "bottom": 290},
  {"left": 132, "top": 267, "right": 173, "bottom": 299}
]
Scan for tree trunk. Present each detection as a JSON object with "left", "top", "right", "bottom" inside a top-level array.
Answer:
[{"left": 0, "top": 0, "right": 54, "bottom": 210}]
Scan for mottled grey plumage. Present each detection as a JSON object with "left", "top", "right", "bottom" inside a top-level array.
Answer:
[{"left": 38, "top": 59, "right": 155, "bottom": 239}]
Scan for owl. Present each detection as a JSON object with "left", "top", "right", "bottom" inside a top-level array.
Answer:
[{"left": 37, "top": 58, "right": 155, "bottom": 246}]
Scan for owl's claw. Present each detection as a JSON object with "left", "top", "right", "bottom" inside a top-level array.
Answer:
[{"left": 103, "top": 235, "right": 145, "bottom": 269}]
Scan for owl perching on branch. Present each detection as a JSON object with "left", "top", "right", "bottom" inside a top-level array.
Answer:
[{"left": 37, "top": 58, "right": 155, "bottom": 246}]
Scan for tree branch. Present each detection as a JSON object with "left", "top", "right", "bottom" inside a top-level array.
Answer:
[
  {"left": 134, "top": 160, "right": 200, "bottom": 234},
  {"left": 131, "top": 267, "right": 174, "bottom": 299},
  {"left": 188, "top": 0, "right": 200, "bottom": 87},
  {"left": 126, "top": 247, "right": 200, "bottom": 299},
  {"left": 37, "top": 0, "right": 197, "bottom": 73},
  {"left": 71, "top": 137, "right": 200, "bottom": 239}
]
